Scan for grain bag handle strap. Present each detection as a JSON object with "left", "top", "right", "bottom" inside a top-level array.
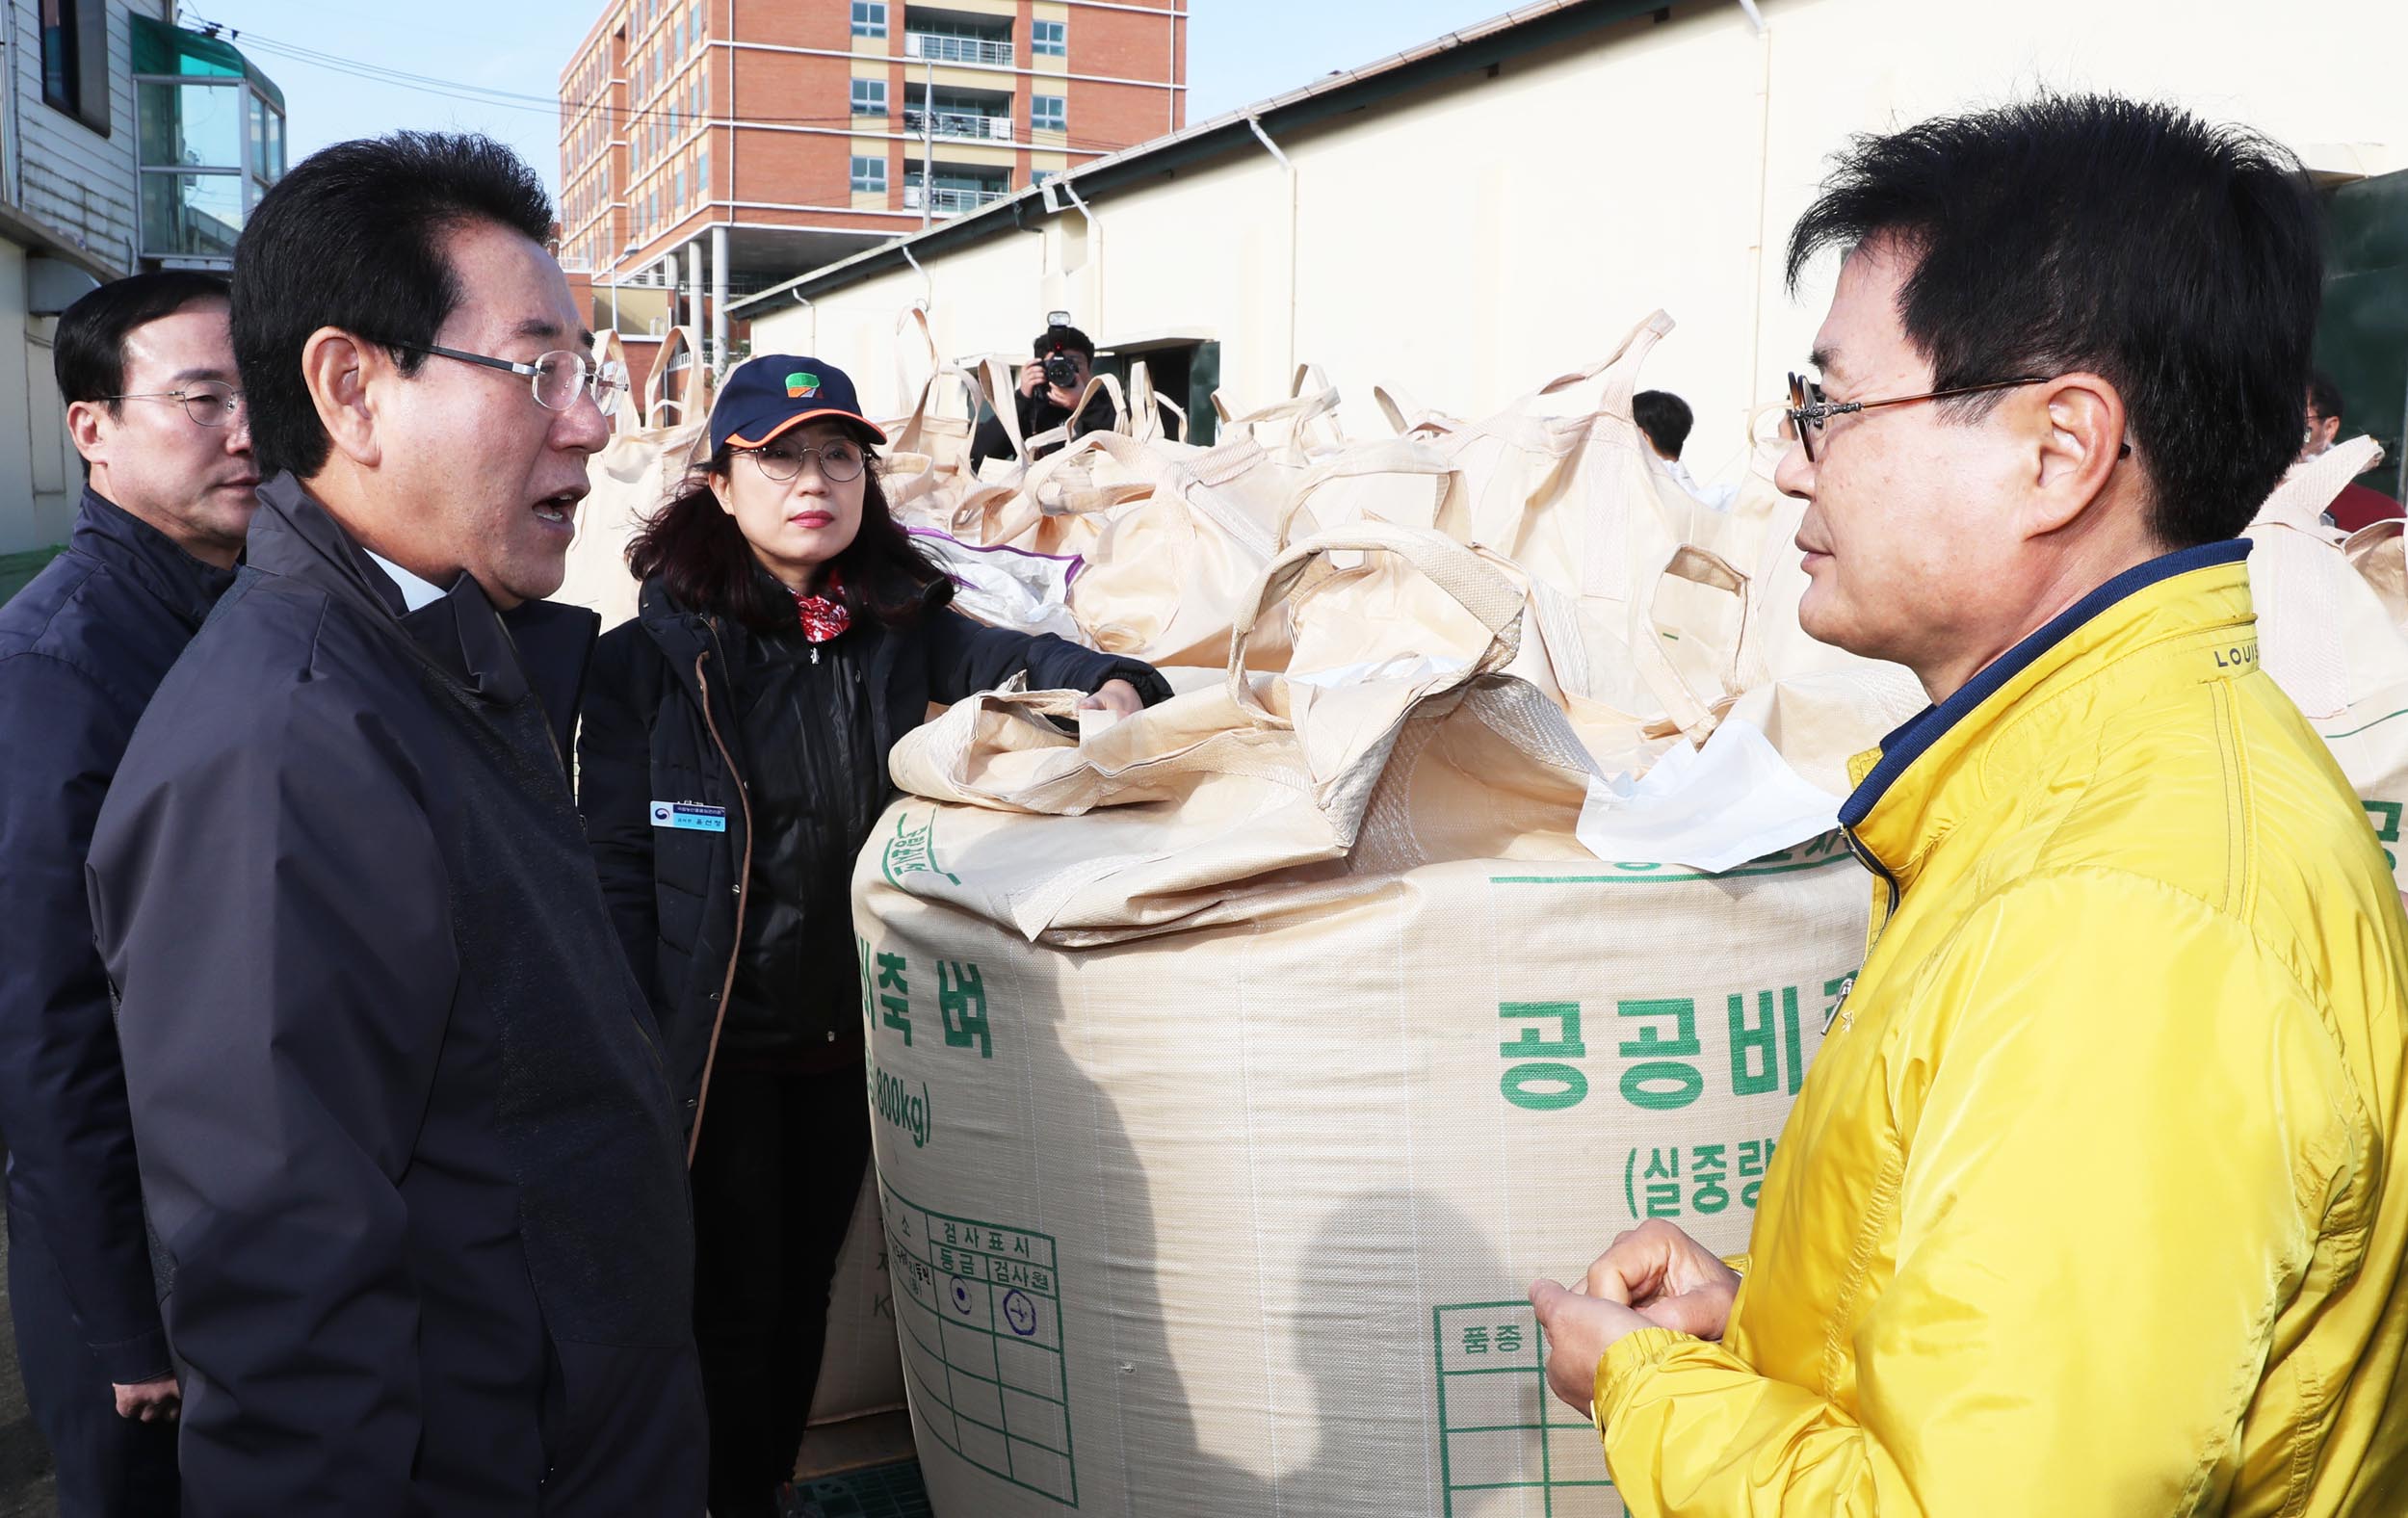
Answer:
[
  {"left": 904, "top": 677, "right": 1086, "bottom": 795},
  {"left": 1047, "top": 429, "right": 1277, "bottom": 558},
  {"left": 1060, "top": 371, "right": 1128, "bottom": 438},
  {"left": 894, "top": 303, "right": 940, "bottom": 409},
  {"left": 645, "top": 325, "right": 714, "bottom": 430},
  {"left": 591, "top": 328, "right": 643, "bottom": 435},
  {"left": 1225, "top": 522, "right": 1525, "bottom": 723},
  {"left": 1118, "top": 361, "right": 1190, "bottom": 444},
  {"left": 2248, "top": 436, "right": 2385, "bottom": 721},
  {"left": 891, "top": 365, "right": 987, "bottom": 457},
  {"left": 1373, "top": 382, "right": 1452, "bottom": 437},
  {"left": 1217, "top": 383, "right": 1341, "bottom": 432},
  {"left": 1022, "top": 372, "right": 1130, "bottom": 457},
  {"left": 1156, "top": 393, "right": 1190, "bottom": 443},
  {"left": 1124, "top": 359, "right": 1161, "bottom": 443},
  {"left": 1508, "top": 309, "right": 1673, "bottom": 417},
  {"left": 965, "top": 426, "right": 1139, "bottom": 546},
  {"left": 984, "top": 353, "right": 1034, "bottom": 464},
  {"left": 1273, "top": 440, "right": 1457, "bottom": 550},
  {"left": 2254, "top": 435, "right": 2384, "bottom": 538},
  {"left": 1630, "top": 544, "right": 1749, "bottom": 743},
  {"left": 1213, "top": 364, "right": 1344, "bottom": 442}
]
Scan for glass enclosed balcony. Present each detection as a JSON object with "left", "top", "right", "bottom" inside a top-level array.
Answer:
[{"left": 131, "top": 16, "right": 286, "bottom": 268}]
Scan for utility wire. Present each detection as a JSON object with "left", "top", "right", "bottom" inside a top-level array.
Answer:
[{"left": 192, "top": 15, "right": 1149, "bottom": 153}]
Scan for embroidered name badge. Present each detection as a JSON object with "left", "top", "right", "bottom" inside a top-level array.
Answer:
[
  {"left": 786, "top": 371, "right": 821, "bottom": 399},
  {"left": 649, "top": 801, "right": 728, "bottom": 833}
]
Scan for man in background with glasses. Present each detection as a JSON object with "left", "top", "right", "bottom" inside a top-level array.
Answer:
[
  {"left": 85, "top": 134, "right": 703, "bottom": 1516},
  {"left": 0, "top": 270, "right": 251, "bottom": 1516},
  {"left": 2302, "top": 369, "right": 2400, "bottom": 534},
  {"left": 1534, "top": 95, "right": 2408, "bottom": 1514}
]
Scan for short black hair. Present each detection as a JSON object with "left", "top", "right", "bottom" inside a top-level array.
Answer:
[
  {"left": 1633, "top": 390, "right": 1693, "bottom": 459},
  {"left": 232, "top": 131, "right": 555, "bottom": 480},
  {"left": 2308, "top": 368, "right": 2344, "bottom": 423},
  {"left": 54, "top": 271, "right": 231, "bottom": 412},
  {"left": 1788, "top": 93, "right": 2321, "bottom": 546},
  {"left": 1034, "top": 323, "right": 1095, "bottom": 360}
]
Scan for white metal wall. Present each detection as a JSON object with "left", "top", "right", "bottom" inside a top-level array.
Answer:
[{"left": 748, "top": 0, "right": 2408, "bottom": 494}]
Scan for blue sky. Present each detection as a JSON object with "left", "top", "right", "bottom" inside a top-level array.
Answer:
[{"left": 188, "top": 0, "right": 1505, "bottom": 202}]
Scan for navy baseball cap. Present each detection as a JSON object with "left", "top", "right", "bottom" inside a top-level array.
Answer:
[{"left": 711, "top": 354, "right": 888, "bottom": 454}]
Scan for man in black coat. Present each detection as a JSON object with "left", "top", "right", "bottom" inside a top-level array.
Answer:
[
  {"left": 83, "top": 133, "right": 704, "bottom": 1516},
  {"left": 0, "top": 271, "right": 254, "bottom": 1516},
  {"left": 965, "top": 319, "right": 1182, "bottom": 472}
]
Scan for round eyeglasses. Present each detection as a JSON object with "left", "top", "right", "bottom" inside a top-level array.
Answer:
[
  {"left": 735, "top": 437, "right": 868, "bottom": 484},
  {"left": 100, "top": 381, "right": 244, "bottom": 428}
]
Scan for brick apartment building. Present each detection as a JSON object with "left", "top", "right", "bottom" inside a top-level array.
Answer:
[{"left": 558, "top": 0, "right": 1186, "bottom": 394}]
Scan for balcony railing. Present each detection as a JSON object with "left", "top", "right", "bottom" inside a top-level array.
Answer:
[
  {"left": 904, "top": 32, "right": 1013, "bottom": 66},
  {"left": 903, "top": 184, "right": 1009, "bottom": 215},
  {"left": 903, "top": 108, "right": 1013, "bottom": 144}
]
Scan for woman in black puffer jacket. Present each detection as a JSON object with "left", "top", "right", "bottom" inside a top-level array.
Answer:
[{"left": 576, "top": 355, "right": 1167, "bottom": 1518}]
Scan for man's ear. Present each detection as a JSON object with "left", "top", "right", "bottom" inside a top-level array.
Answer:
[
  {"left": 2021, "top": 373, "right": 2128, "bottom": 539},
  {"left": 301, "top": 328, "right": 385, "bottom": 469},
  {"left": 65, "top": 399, "right": 110, "bottom": 465}
]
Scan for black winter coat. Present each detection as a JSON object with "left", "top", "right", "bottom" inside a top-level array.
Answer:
[
  {"left": 0, "top": 487, "right": 232, "bottom": 1386},
  {"left": 85, "top": 476, "right": 704, "bottom": 1517},
  {"left": 577, "top": 574, "right": 1170, "bottom": 1139}
]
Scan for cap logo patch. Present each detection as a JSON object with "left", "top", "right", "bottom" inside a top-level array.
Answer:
[{"left": 786, "top": 371, "right": 821, "bottom": 399}]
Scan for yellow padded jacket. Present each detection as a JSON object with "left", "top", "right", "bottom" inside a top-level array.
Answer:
[{"left": 1595, "top": 542, "right": 2408, "bottom": 1516}]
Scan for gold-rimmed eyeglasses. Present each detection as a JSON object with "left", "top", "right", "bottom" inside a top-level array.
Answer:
[
  {"left": 100, "top": 381, "right": 244, "bottom": 428},
  {"left": 1784, "top": 371, "right": 2045, "bottom": 462}
]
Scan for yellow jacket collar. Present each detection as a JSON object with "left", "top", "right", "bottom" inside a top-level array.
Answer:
[{"left": 1840, "top": 538, "right": 2256, "bottom": 889}]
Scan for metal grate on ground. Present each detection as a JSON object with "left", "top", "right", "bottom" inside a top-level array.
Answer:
[{"left": 799, "top": 1458, "right": 931, "bottom": 1518}]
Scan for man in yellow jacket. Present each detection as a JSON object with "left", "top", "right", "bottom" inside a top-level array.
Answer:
[{"left": 1531, "top": 95, "right": 2408, "bottom": 1515}]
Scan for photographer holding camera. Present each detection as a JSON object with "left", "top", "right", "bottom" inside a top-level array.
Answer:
[{"left": 966, "top": 313, "right": 1174, "bottom": 471}]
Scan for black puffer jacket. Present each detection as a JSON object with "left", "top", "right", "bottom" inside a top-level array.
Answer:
[{"left": 577, "top": 575, "right": 1169, "bottom": 1139}]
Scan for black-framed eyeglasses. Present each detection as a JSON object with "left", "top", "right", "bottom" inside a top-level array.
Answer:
[
  {"left": 1785, "top": 371, "right": 2045, "bottom": 462},
  {"left": 100, "top": 380, "right": 244, "bottom": 428},
  {"left": 734, "top": 436, "right": 868, "bottom": 484},
  {"left": 383, "top": 340, "right": 628, "bottom": 416}
]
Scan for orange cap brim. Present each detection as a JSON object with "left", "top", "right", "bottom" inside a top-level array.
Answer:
[{"left": 725, "top": 408, "right": 889, "bottom": 448}]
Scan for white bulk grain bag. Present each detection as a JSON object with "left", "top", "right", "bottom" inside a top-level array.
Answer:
[
  {"left": 554, "top": 327, "right": 712, "bottom": 632},
  {"left": 2247, "top": 435, "right": 2408, "bottom": 893},
  {"left": 853, "top": 524, "right": 1879, "bottom": 1517}
]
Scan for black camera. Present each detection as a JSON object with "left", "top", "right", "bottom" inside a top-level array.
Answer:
[{"left": 1041, "top": 309, "right": 1083, "bottom": 391}]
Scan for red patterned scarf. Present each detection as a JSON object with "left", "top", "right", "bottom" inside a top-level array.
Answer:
[{"left": 789, "top": 574, "right": 851, "bottom": 643}]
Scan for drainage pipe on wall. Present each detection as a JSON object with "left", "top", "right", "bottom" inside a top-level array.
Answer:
[
  {"left": 1245, "top": 115, "right": 1297, "bottom": 381},
  {"left": 1057, "top": 179, "right": 1100, "bottom": 333}
]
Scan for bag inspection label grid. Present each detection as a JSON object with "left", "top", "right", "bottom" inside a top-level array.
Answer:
[
  {"left": 1432, "top": 1301, "right": 1616, "bottom": 1515},
  {"left": 881, "top": 1177, "right": 1078, "bottom": 1506}
]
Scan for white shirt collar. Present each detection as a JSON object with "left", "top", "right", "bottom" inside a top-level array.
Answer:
[{"left": 363, "top": 549, "right": 450, "bottom": 613}]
